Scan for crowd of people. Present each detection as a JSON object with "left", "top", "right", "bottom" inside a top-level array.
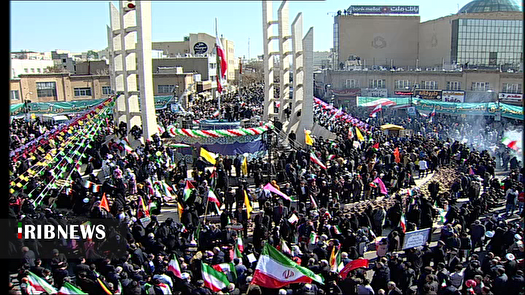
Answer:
[{"left": 7, "top": 85, "right": 525, "bottom": 295}]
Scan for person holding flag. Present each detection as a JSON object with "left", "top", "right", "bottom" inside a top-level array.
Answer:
[{"left": 304, "top": 129, "right": 314, "bottom": 146}]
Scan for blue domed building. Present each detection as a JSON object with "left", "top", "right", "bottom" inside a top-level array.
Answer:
[{"left": 458, "top": 0, "right": 521, "bottom": 14}]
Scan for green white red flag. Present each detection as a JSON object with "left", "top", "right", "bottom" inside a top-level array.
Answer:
[
  {"left": 202, "top": 262, "right": 230, "bottom": 292},
  {"left": 252, "top": 243, "right": 324, "bottom": 288},
  {"left": 400, "top": 213, "right": 407, "bottom": 233},
  {"left": 236, "top": 237, "right": 244, "bottom": 253},
  {"left": 310, "top": 152, "right": 327, "bottom": 170},
  {"left": 309, "top": 231, "right": 318, "bottom": 245},
  {"left": 27, "top": 271, "right": 58, "bottom": 294},
  {"left": 208, "top": 189, "right": 221, "bottom": 207},
  {"left": 168, "top": 254, "right": 182, "bottom": 278},
  {"left": 58, "top": 281, "right": 88, "bottom": 295}
]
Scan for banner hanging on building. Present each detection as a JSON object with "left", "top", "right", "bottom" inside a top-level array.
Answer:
[
  {"left": 348, "top": 5, "right": 419, "bottom": 15},
  {"left": 442, "top": 91, "right": 465, "bottom": 103},
  {"left": 414, "top": 90, "right": 442, "bottom": 100},
  {"left": 499, "top": 93, "right": 523, "bottom": 102}
]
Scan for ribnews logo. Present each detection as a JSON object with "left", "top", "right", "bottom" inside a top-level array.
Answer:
[{"left": 17, "top": 221, "right": 106, "bottom": 240}]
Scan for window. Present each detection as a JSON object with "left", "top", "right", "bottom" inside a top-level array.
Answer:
[
  {"left": 74, "top": 87, "right": 92, "bottom": 97},
  {"left": 37, "top": 68, "right": 41, "bottom": 73},
  {"left": 502, "top": 83, "right": 522, "bottom": 94},
  {"left": 102, "top": 86, "right": 112, "bottom": 95},
  {"left": 394, "top": 80, "right": 412, "bottom": 89},
  {"left": 36, "top": 82, "right": 57, "bottom": 98},
  {"left": 24, "top": 68, "right": 28, "bottom": 73},
  {"left": 471, "top": 82, "right": 490, "bottom": 91},
  {"left": 10, "top": 90, "right": 20, "bottom": 100},
  {"left": 158, "top": 85, "right": 175, "bottom": 94},
  {"left": 369, "top": 79, "right": 386, "bottom": 89},
  {"left": 421, "top": 81, "right": 438, "bottom": 90},
  {"left": 345, "top": 79, "right": 358, "bottom": 89},
  {"left": 446, "top": 81, "right": 462, "bottom": 90}
]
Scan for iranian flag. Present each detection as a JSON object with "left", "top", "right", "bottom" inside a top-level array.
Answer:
[
  {"left": 236, "top": 236, "right": 244, "bottom": 253},
  {"left": 213, "top": 262, "right": 238, "bottom": 281},
  {"left": 208, "top": 189, "right": 221, "bottom": 208},
  {"left": 231, "top": 239, "right": 243, "bottom": 261},
  {"left": 168, "top": 254, "right": 182, "bottom": 278},
  {"left": 202, "top": 262, "right": 230, "bottom": 292},
  {"left": 252, "top": 243, "right": 324, "bottom": 288},
  {"left": 370, "top": 104, "right": 382, "bottom": 117},
  {"left": 309, "top": 231, "right": 318, "bottom": 245},
  {"left": 310, "top": 152, "right": 327, "bottom": 170},
  {"left": 58, "top": 281, "right": 88, "bottom": 295},
  {"left": 399, "top": 212, "right": 407, "bottom": 233},
  {"left": 215, "top": 24, "right": 227, "bottom": 94},
  {"left": 502, "top": 137, "right": 519, "bottom": 150},
  {"left": 27, "top": 271, "right": 57, "bottom": 294},
  {"left": 347, "top": 127, "right": 354, "bottom": 140}
]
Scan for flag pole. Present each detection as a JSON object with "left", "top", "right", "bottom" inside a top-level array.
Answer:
[
  {"left": 215, "top": 18, "right": 221, "bottom": 117},
  {"left": 204, "top": 185, "right": 210, "bottom": 224}
]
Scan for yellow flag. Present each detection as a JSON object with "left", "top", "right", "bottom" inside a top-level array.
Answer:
[
  {"left": 244, "top": 190, "right": 252, "bottom": 219},
  {"left": 355, "top": 127, "right": 364, "bottom": 141},
  {"left": 304, "top": 129, "right": 314, "bottom": 146},
  {"left": 178, "top": 201, "right": 184, "bottom": 221},
  {"left": 241, "top": 156, "right": 248, "bottom": 176},
  {"left": 200, "top": 147, "right": 217, "bottom": 165},
  {"left": 30, "top": 113, "right": 36, "bottom": 120}
]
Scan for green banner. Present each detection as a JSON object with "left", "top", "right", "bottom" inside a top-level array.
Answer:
[
  {"left": 356, "top": 97, "right": 523, "bottom": 120},
  {"left": 10, "top": 95, "right": 175, "bottom": 116}
]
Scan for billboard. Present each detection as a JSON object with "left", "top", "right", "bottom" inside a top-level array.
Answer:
[
  {"left": 402, "top": 228, "right": 431, "bottom": 249},
  {"left": 361, "top": 88, "right": 388, "bottom": 98},
  {"left": 333, "top": 88, "right": 361, "bottom": 97},
  {"left": 414, "top": 90, "right": 442, "bottom": 100},
  {"left": 499, "top": 93, "right": 523, "bottom": 102},
  {"left": 442, "top": 91, "right": 465, "bottom": 103},
  {"left": 348, "top": 5, "right": 419, "bottom": 15}
]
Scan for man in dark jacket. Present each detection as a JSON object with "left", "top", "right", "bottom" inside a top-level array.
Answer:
[
  {"left": 493, "top": 268, "right": 509, "bottom": 295},
  {"left": 191, "top": 280, "right": 213, "bottom": 295},
  {"left": 371, "top": 261, "right": 390, "bottom": 292},
  {"left": 387, "top": 281, "right": 403, "bottom": 295},
  {"left": 399, "top": 261, "right": 416, "bottom": 293},
  {"left": 508, "top": 270, "right": 525, "bottom": 295}
]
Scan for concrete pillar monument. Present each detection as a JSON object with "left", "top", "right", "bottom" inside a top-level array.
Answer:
[{"left": 108, "top": 0, "right": 157, "bottom": 142}]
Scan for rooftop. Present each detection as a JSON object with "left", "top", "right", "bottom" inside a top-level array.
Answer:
[{"left": 458, "top": 0, "right": 522, "bottom": 14}]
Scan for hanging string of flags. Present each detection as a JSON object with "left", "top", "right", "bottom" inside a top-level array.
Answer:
[
  {"left": 163, "top": 122, "right": 274, "bottom": 138},
  {"left": 313, "top": 97, "right": 371, "bottom": 130},
  {"left": 31, "top": 111, "right": 110, "bottom": 207},
  {"left": 10, "top": 97, "right": 115, "bottom": 162},
  {"left": 10, "top": 98, "right": 115, "bottom": 207}
]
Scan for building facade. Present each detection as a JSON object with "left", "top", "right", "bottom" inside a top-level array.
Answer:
[
  {"left": 152, "top": 32, "right": 236, "bottom": 82},
  {"left": 333, "top": 0, "right": 523, "bottom": 70},
  {"left": 10, "top": 59, "right": 55, "bottom": 79},
  {"left": 10, "top": 70, "right": 196, "bottom": 106},
  {"left": 10, "top": 73, "right": 112, "bottom": 104},
  {"left": 319, "top": 68, "right": 523, "bottom": 107}
]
